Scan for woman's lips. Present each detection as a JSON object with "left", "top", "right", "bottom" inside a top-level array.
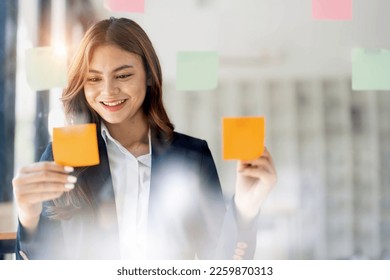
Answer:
[{"left": 100, "top": 99, "right": 127, "bottom": 112}]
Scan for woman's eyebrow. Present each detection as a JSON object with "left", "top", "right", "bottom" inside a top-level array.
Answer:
[
  {"left": 113, "top": 65, "right": 134, "bottom": 72},
  {"left": 88, "top": 65, "right": 134, "bottom": 74}
]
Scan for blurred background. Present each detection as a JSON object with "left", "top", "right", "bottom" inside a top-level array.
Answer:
[{"left": 1, "top": 0, "right": 390, "bottom": 259}]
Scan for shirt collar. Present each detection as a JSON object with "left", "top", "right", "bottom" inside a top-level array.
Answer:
[{"left": 101, "top": 122, "right": 152, "bottom": 167}]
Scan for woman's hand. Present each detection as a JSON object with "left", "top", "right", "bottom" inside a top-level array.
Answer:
[
  {"left": 12, "top": 162, "right": 76, "bottom": 233},
  {"left": 234, "top": 147, "right": 277, "bottom": 222}
]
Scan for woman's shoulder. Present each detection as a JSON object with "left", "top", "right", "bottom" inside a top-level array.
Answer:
[{"left": 170, "top": 131, "right": 209, "bottom": 152}]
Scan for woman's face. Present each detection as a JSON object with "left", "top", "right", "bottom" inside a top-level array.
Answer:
[{"left": 84, "top": 44, "right": 147, "bottom": 126}]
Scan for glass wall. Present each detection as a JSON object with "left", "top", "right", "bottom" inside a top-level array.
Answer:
[{"left": 3, "top": 0, "right": 390, "bottom": 259}]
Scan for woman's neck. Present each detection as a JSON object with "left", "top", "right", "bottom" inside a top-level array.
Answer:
[{"left": 103, "top": 112, "right": 149, "bottom": 157}]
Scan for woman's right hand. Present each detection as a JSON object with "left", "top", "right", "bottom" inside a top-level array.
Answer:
[{"left": 12, "top": 162, "right": 76, "bottom": 233}]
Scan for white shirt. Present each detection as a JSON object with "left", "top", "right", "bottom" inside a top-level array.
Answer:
[{"left": 101, "top": 123, "right": 151, "bottom": 260}]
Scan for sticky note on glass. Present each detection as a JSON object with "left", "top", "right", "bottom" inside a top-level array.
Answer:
[
  {"left": 25, "top": 47, "right": 67, "bottom": 91},
  {"left": 176, "top": 51, "right": 218, "bottom": 91},
  {"left": 223, "top": 117, "right": 265, "bottom": 161},
  {"left": 312, "top": 0, "right": 352, "bottom": 20},
  {"left": 352, "top": 48, "right": 390, "bottom": 91},
  {"left": 53, "top": 124, "right": 100, "bottom": 167},
  {"left": 104, "top": 0, "right": 144, "bottom": 13}
]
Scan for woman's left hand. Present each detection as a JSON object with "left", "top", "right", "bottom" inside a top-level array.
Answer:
[{"left": 234, "top": 147, "right": 277, "bottom": 222}]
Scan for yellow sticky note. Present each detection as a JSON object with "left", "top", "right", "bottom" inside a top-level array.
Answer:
[
  {"left": 223, "top": 117, "right": 265, "bottom": 160},
  {"left": 53, "top": 124, "right": 100, "bottom": 167}
]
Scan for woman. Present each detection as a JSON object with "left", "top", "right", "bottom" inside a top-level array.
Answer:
[{"left": 13, "top": 17, "right": 277, "bottom": 260}]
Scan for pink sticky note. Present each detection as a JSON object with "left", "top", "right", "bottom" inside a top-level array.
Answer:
[
  {"left": 312, "top": 0, "right": 352, "bottom": 20},
  {"left": 104, "top": 0, "right": 144, "bottom": 13}
]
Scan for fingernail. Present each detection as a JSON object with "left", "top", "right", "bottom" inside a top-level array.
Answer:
[
  {"left": 64, "top": 166, "right": 74, "bottom": 173},
  {"left": 67, "top": 176, "right": 77, "bottom": 183},
  {"left": 64, "top": 183, "right": 74, "bottom": 189}
]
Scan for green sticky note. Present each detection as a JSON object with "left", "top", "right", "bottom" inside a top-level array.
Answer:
[
  {"left": 25, "top": 47, "right": 68, "bottom": 91},
  {"left": 176, "top": 51, "right": 218, "bottom": 91},
  {"left": 352, "top": 48, "right": 390, "bottom": 91}
]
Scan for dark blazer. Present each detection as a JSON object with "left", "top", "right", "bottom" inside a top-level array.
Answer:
[{"left": 16, "top": 131, "right": 257, "bottom": 260}]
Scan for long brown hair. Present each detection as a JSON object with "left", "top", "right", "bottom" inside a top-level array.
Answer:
[
  {"left": 62, "top": 17, "right": 174, "bottom": 139},
  {"left": 47, "top": 17, "right": 174, "bottom": 219}
]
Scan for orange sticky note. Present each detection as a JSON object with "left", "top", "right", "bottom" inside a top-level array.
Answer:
[
  {"left": 53, "top": 124, "right": 100, "bottom": 167},
  {"left": 223, "top": 117, "right": 265, "bottom": 160}
]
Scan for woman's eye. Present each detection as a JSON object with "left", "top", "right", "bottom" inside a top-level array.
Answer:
[
  {"left": 87, "top": 77, "right": 101, "bottom": 82},
  {"left": 116, "top": 74, "right": 132, "bottom": 79}
]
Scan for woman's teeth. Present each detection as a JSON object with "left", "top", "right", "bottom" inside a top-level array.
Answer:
[{"left": 102, "top": 99, "right": 126, "bottom": 106}]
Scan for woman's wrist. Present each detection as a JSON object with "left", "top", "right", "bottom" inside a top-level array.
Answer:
[
  {"left": 233, "top": 195, "right": 260, "bottom": 229},
  {"left": 18, "top": 210, "right": 41, "bottom": 234}
]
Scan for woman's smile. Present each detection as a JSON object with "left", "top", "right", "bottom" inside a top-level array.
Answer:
[{"left": 100, "top": 99, "right": 128, "bottom": 112}]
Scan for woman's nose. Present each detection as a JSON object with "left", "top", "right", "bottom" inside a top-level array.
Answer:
[{"left": 102, "top": 79, "right": 119, "bottom": 95}]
